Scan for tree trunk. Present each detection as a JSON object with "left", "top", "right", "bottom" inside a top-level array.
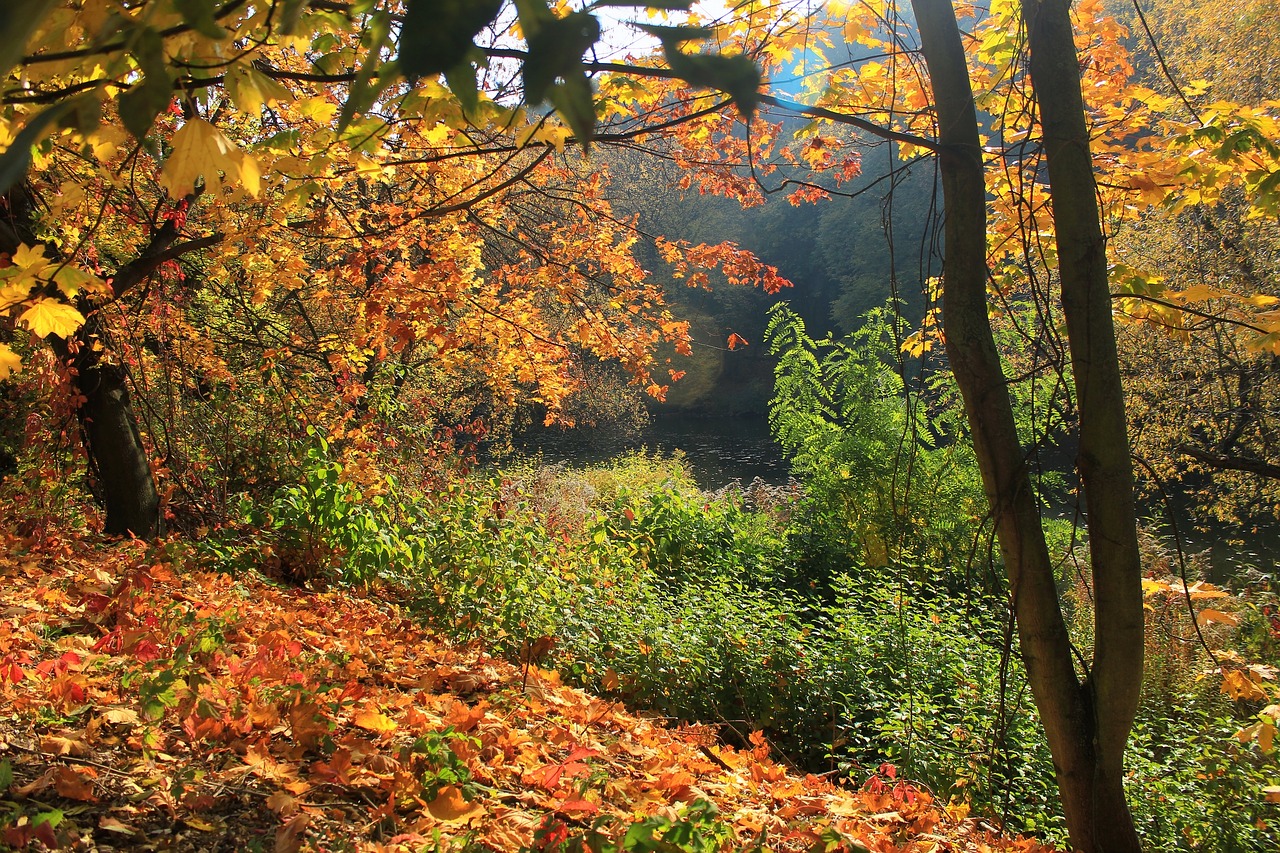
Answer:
[
  {"left": 62, "top": 319, "right": 162, "bottom": 538},
  {"left": 909, "top": 1, "right": 1143, "bottom": 850},
  {"left": 1022, "top": 0, "right": 1145, "bottom": 847},
  {"left": 3, "top": 186, "right": 162, "bottom": 538}
]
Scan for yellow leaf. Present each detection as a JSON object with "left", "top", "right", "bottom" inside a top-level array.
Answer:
[
  {"left": 11, "top": 243, "right": 53, "bottom": 275},
  {"left": 296, "top": 97, "right": 338, "bottom": 124},
  {"left": 53, "top": 265, "right": 110, "bottom": 301},
  {"left": 1173, "top": 284, "right": 1228, "bottom": 302},
  {"left": 226, "top": 65, "right": 293, "bottom": 114},
  {"left": 159, "top": 118, "right": 261, "bottom": 198},
  {"left": 1141, "top": 578, "right": 1170, "bottom": 596},
  {"left": 352, "top": 707, "right": 397, "bottom": 735},
  {"left": 19, "top": 297, "right": 85, "bottom": 338},
  {"left": 426, "top": 785, "right": 484, "bottom": 823},
  {"left": 0, "top": 344, "right": 20, "bottom": 380}
]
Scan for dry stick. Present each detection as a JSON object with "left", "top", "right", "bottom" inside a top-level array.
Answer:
[{"left": 1130, "top": 454, "right": 1220, "bottom": 669}]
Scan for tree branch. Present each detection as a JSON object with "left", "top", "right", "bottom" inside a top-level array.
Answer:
[{"left": 1175, "top": 444, "right": 1280, "bottom": 479}]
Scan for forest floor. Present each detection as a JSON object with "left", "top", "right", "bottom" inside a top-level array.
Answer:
[{"left": 0, "top": 529, "right": 1055, "bottom": 852}]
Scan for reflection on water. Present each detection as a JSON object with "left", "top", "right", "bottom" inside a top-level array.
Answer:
[{"left": 513, "top": 414, "right": 789, "bottom": 489}]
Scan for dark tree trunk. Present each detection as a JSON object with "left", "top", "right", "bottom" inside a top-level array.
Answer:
[
  {"left": 1022, "top": 0, "right": 1145, "bottom": 847},
  {"left": 59, "top": 318, "right": 162, "bottom": 538},
  {"left": 910, "top": 1, "right": 1144, "bottom": 850},
  {"left": 3, "top": 185, "right": 176, "bottom": 539}
]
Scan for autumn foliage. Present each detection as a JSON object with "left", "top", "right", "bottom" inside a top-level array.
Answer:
[{"left": 0, "top": 529, "right": 1056, "bottom": 852}]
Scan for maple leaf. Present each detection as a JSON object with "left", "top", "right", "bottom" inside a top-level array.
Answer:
[
  {"left": 159, "top": 118, "right": 261, "bottom": 198},
  {"left": 53, "top": 766, "right": 98, "bottom": 802},
  {"left": 18, "top": 297, "right": 85, "bottom": 338},
  {"left": 353, "top": 707, "right": 398, "bottom": 735},
  {"left": 425, "top": 784, "right": 484, "bottom": 823}
]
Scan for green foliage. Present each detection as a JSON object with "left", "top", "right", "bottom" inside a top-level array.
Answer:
[
  {"left": 526, "top": 798, "right": 741, "bottom": 853},
  {"left": 765, "top": 302, "right": 987, "bottom": 586},
  {"left": 1127, "top": 705, "right": 1279, "bottom": 852},
  {"left": 412, "top": 728, "right": 480, "bottom": 801},
  {"left": 203, "top": 428, "right": 1278, "bottom": 851},
  {"left": 244, "top": 432, "right": 425, "bottom": 586}
]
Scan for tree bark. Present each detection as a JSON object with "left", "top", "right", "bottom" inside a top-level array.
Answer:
[
  {"left": 1023, "top": 0, "right": 1145, "bottom": 846},
  {"left": 910, "top": 1, "right": 1143, "bottom": 850},
  {"left": 57, "top": 318, "right": 162, "bottom": 538}
]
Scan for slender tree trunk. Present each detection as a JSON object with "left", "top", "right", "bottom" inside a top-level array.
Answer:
[
  {"left": 1022, "top": 0, "right": 1145, "bottom": 847},
  {"left": 910, "top": 1, "right": 1143, "bottom": 850}
]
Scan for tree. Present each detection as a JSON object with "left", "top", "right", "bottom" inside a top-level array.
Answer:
[
  {"left": 0, "top": 0, "right": 773, "bottom": 535},
  {"left": 911, "top": 1, "right": 1144, "bottom": 847},
  {"left": 1106, "top": 0, "right": 1280, "bottom": 526}
]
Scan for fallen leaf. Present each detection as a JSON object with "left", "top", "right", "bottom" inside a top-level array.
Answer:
[
  {"left": 275, "top": 812, "right": 312, "bottom": 853},
  {"left": 12, "top": 767, "right": 57, "bottom": 797},
  {"left": 353, "top": 707, "right": 398, "bottom": 735},
  {"left": 40, "top": 734, "right": 91, "bottom": 757},
  {"left": 426, "top": 785, "right": 484, "bottom": 823},
  {"left": 104, "top": 707, "right": 140, "bottom": 726},
  {"left": 54, "top": 766, "right": 97, "bottom": 802},
  {"left": 557, "top": 797, "right": 599, "bottom": 815},
  {"left": 98, "top": 816, "right": 135, "bottom": 835},
  {"left": 266, "top": 790, "right": 299, "bottom": 815}
]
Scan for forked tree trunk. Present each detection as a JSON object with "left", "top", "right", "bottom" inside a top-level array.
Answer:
[{"left": 909, "top": 1, "right": 1144, "bottom": 850}]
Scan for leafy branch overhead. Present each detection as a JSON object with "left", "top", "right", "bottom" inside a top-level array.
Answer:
[{"left": 0, "top": 0, "right": 761, "bottom": 185}]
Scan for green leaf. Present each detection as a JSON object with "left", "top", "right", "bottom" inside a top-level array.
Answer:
[
  {"left": 337, "top": 10, "right": 393, "bottom": 130},
  {"left": 595, "top": 1, "right": 692, "bottom": 8},
  {"left": 173, "top": 0, "right": 228, "bottom": 40},
  {"left": 546, "top": 73, "right": 596, "bottom": 151},
  {"left": 444, "top": 60, "right": 480, "bottom": 116},
  {"left": 399, "top": 0, "right": 503, "bottom": 80},
  {"left": 0, "top": 757, "right": 12, "bottom": 790},
  {"left": 118, "top": 27, "right": 174, "bottom": 139},
  {"left": 0, "top": 0, "right": 60, "bottom": 80},
  {"left": 278, "top": 0, "right": 309, "bottom": 35},
  {"left": 633, "top": 22, "right": 712, "bottom": 43},
  {"left": 523, "top": 11, "right": 601, "bottom": 104},
  {"left": 663, "top": 49, "right": 760, "bottom": 119}
]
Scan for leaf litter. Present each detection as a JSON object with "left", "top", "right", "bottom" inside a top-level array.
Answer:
[{"left": 0, "top": 530, "right": 1057, "bottom": 852}]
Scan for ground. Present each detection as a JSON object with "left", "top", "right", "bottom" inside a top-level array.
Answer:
[{"left": 0, "top": 529, "right": 1054, "bottom": 852}]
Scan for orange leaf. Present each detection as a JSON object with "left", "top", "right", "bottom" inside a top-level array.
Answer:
[
  {"left": 274, "top": 813, "right": 311, "bottom": 853},
  {"left": 426, "top": 785, "right": 484, "bottom": 823},
  {"left": 1196, "top": 609, "right": 1239, "bottom": 627},
  {"left": 53, "top": 766, "right": 97, "bottom": 802},
  {"left": 266, "top": 790, "right": 299, "bottom": 815},
  {"left": 558, "top": 798, "right": 599, "bottom": 815}
]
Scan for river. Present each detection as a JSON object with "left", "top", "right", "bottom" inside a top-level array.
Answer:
[
  {"left": 513, "top": 413, "right": 790, "bottom": 488},
  {"left": 514, "top": 412, "right": 1273, "bottom": 584}
]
